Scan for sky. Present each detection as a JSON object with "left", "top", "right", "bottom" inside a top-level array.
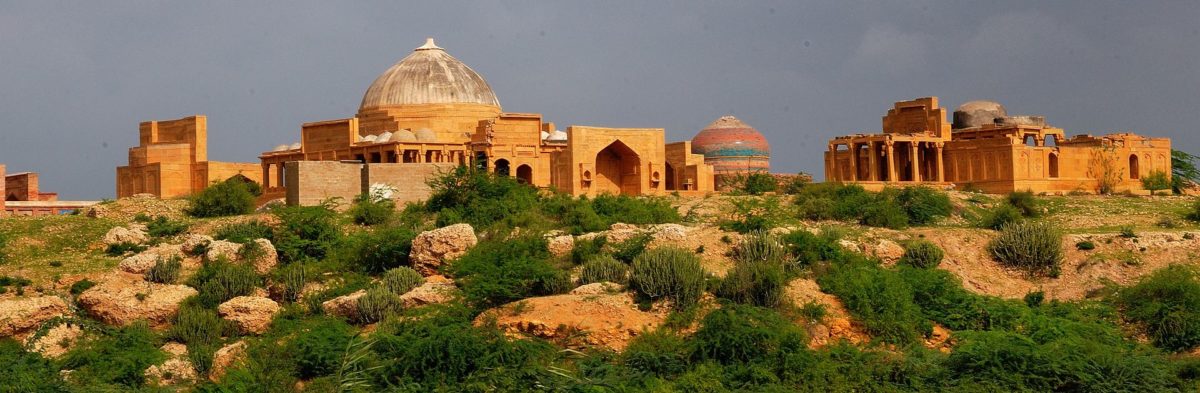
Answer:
[{"left": 1, "top": 1, "right": 1198, "bottom": 199}]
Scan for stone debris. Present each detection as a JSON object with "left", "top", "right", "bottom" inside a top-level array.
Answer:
[
  {"left": 103, "top": 225, "right": 148, "bottom": 246},
  {"left": 0, "top": 296, "right": 69, "bottom": 338},
  {"left": 218, "top": 296, "right": 281, "bottom": 335},
  {"left": 209, "top": 340, "right": 247, "bottom": 382},
  {"left": 145, "top": 343, "right": 197, "bottom": 387},
  {"left": 118, "top": 244, "right": 185, "bottom": 274},
  {"left": 547, "top": 234, "right": 574, "bottom": 257},
  {"left": 410, "top": 223, "right": 477, "bottom": 276},
  {"left": 398, "top": 275, "right": 458, "bottom": 308},
  {"left": 27, "top": 323, "right": 84, "bottom": 359},
  {"left": 321, "top": 290, "right": 367, "bottom": 319}
]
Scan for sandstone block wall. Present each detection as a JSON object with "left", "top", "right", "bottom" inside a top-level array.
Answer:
[
  {"left": 285, "top": 161, "right": 363, "bottom": 207},
  {"left": 362, "top": 163, "right": 457, "bottom": 206}
]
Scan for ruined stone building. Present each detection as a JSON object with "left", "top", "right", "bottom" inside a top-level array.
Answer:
[
  {"left": 0, "top": 166, "right": 97, "bottom": 216},
  {"left": 116, "top": 116, "right": 261, "bottom": 198},
  {"left": 825, "top": 97, "right": 1171, "bottom": 194}
]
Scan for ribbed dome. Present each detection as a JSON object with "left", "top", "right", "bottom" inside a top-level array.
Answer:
[
  {"left": 692, "top": 115, "right": 770, "bottom": 174},
  {"left": 953, "top": 100, "right": 1007, "bottom": 129},
  {"left": 360, "top": 38, "right": 500, "bottom": 110}
]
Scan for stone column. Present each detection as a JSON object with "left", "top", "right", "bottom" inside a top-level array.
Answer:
[
  {"left": 885, "top": 141, "right": 896, "bottom": 183},
  {"left": 261, "top": 164, "right": 271, "bottom": 189},
  {"left": 828, "top": 144, "right": 838, "bottom": 181},
  {"left": 910, "top": 142, "right": 920, "bottom": 182},
  {"left": 867, "top": 142, "right": 878, "bottom": 181},
  {"left": 935, "top": 142, "right": 945, "bottom": 183},
  {"left": 848, "top": 142, "right": 859, "bottom": 181}
]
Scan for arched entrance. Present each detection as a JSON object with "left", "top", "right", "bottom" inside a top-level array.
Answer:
[
  {"left": 516, "top": 164, "right": 533, "bottom": 184},
  {"left": 1048, "top": 153, "right": 1060, "bottom": 178},
  {"left": 495, "top": 159, "right": 511, "bottom": 177},
  {"left": 594, "top": 140, "right": 641, "bottom": 195},
  {"left": 1129, "top": 155, "right": 1140, "bottom": 179},
  {"left": 665, "top": 163, "right": 676, "bottom": 190}
]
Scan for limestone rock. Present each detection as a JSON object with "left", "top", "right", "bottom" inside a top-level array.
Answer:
[
  {"left": 205, "top": 240, "right": 242, "bottom": 262},
  {"left": 547, "top": 235, "right": 574, "bottom": 257},
  {"left": 871, "top": 239, "right": 905, "bottom": 264},
  {"left": 651, "top": 224, "right": 688, "bottom": 243},
  {"left": 478, "top": 292, "right": 666, "bottom": 351},
  {"left": 76, "top": 273, "right": 198, "bottom": 327},
  {"left": 569, "top": 282, "right": 625, "bottom": 296},
  {"left": 27, "top": 323, "right": 83, "bottom": 359},
  {"left": 145, "top": 343, "right": 196, "bottom": 387},
  {"left": 103, "top": 225, "right": 148, "bottom": 246},
  {"left": 410, "top": 224, "right": 477, "bottom": 276},
  {"left": 248, "top": 239, "right": 278, "bottom": 274},
  {"left": 218, "top": 296, "right": 280, "bottom": 335},
  {"left": 321, "top": 290, "right": 366, "bottom": 319},
  {"left": 838, "top": 239, "right": 862, "bottom": 253},
  {"left": 605, "top": 223, "right": 643, "bottom": 245},
  {"left": 118, "top": 244, "right": 185, "bottom": 274},
  {"left": 398, "top": 275, "right": 457, "bottom": 308},
  {"left": 180, "top": 234, "right": 213, "bottom": 255},
  {"left": 0, "top": 296, "right": 69, "bottom": 338},
  {"left": 210, "top": 341, "right": 247, "bottom": 382}
]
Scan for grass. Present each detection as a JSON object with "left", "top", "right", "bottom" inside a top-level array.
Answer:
[{"left": 0, "top": 215, "right": 122, "bottom": 285}]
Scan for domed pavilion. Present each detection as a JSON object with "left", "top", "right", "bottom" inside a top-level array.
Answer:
[{"left": 691, "top": 115, "right": 770, "bottom": 178}]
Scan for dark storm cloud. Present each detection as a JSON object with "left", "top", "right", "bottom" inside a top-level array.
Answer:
[{"left": 0, "top": 1, "right": 1197, "bottom": 199}]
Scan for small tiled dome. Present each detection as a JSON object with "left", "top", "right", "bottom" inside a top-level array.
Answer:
[{"left": 691, "top": 115, "right": 770, "bottom": 175}]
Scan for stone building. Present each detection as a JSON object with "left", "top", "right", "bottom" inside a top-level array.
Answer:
[
  {"left": 1, "top": 167, "right": 97, "bottom": 216},
  {"left": 691, "top": 115, "right": 771, "bottom": 187},
  {"left": 116, "top": 116, "right": 261, "bottom": 199},
  {"left": 825, "top": 97, "right": 1171, "bottom": 194},
  {"left": 257, "top": 38, "right": 715, "bottom": 204}
]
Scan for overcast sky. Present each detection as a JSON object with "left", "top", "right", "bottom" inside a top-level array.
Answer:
[{"left": 1, "top": 1, "right": 1198, "bottom": 199}]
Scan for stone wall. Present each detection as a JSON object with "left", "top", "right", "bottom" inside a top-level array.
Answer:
[
  {"left": 4, "top": 172, "right": 38, "bottom": 201},
  {"left": 362, "top": 163, "right": 457, "bottom": 206},
  {"left": 285, "top": 161, "right": 363, "bottom": 208}
]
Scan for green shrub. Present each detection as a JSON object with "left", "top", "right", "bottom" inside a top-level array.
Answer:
[
  {"left": 899, "top": 240, "right": 943, "bottom": 269},
  {"left": 536, "top": 270, "right": 575, "bottom": 295},
  {"left": 145, "top": 256, "right": 182, "bottom": 284},
  {"left": 782, "top": 174, "right": 812, "bottom": 194},
  {"left": 589, "top": 194, "right": 681, "bottom": 227},
  {"left": 691, "top": 303, "right": 807, "bottom": 364},
  {"left": 817, "top": 258, "right": 926, "bottom": 344},
  {"left": 348, "top": 193, "right": 395, "bottom": 226},
  {"left": 741, "top": 172, "right": 778, "bottom": 195},
  {"left": 570, "top": 235, "right": 607, "bottom": 264},
  {"left": 859, "top": 198, "right": 909, "bottom": 229},
  {"left": 1006, "top": 190, "right": 1040, "bottom": 217},
  {"left": 1113, "top": 265, "right": 1200, "bottom": 352},
  {"left": 981, "top": 204, "right": 1024, "bottom": 230},
  {"left": 734, "top": 231, "right": 792, "bottom": 267},
  {"left": 213, "top": 220, "right": 274, "bottom": 244},
  {"left": 70, "top": 279, "right": 96, "bottom": 295},
  {"left": 895, "top": 186, "right": 952, "bottom": 225},
  {"left": 622, "top": 329, "right": 690, "bottom": 377},
  {"left": 145, "top": 216, "right": 188, "bottom": 238},
  {"left": 718, "top": 259, "right": 786, "bottom": 308},
  {"left": 1142, "top": 170, "right": 1171, "bottom": 195},
  {"left": 104, "top": 241, "right": 146, "bottom": 257},
  {"left": 187, "top": 178, "right": 257, "bottom": 218},
  {"left": 427, "top": 166, "right": 545, "bottom": 231},
  {"left": 1024, "top": 291, "right": 1045, "bottom": 308},
  {"left": 1076, "top": 240, "right": 1096, "bottom": 251},
  {"left": 449, "top": 237, "right": 563, "bottom": 308},
  {"left": 1188, "top": 199, "right": 1200, "bottom": 222},
  {"left": 272, "top": 205, "right": 341, "bottom": 264},
  {"left": 630, "top": 247, "right": 706, "bottom": 309},
  {"left": 356, "top": 286, "right": 402, "bottom": 324},
  {"left": 289, "top": 317, "right": 356, "bottom": 379},
  {"left": 579, "top": 255, "right": 629, "bottom": 285},
  {"left": 0, "top": 232, "right": 7, "bottom": 264},
  {"left": 987, "top": 221, "right": 1063, "bottom": 277},
  {"left": 166, "top": 305, "right": 232, "bottom": 347},
  {"left": 1119, "top": 225, "right": 1137, "bottom": 238},
  {"left": 611, "top": 232, "right": 653, "bottom": 263},
  {"left": 793, "top": 183, "right": 872, "bottom": 221},
  {"left": 274, "top": 263, "right": 307, "bottom": 303},
  {"left": 190, "top": 261, "right": 262, "bottom": 308},
  {"left": 381, "top": 267, "right": 424, "bottom": 295},
  {"left": 60, "top": 322, "right": 165, "bottom": 388},
  {"left": 781, "top": 229, "right": 845, "bottom": 267},
  {"left": 720, "top": 196, "right": 787, "bottom": 233},
  {"left": 0, "top": 339, "right": 67, "bottom": 392},
  {"left": 340, "top": 225, "right": 417, "bottom": 274}
]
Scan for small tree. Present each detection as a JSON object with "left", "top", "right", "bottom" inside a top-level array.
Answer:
[
  {"left": 187, "top": 178, "right": 257, "bottom": 217},
  {"left": 1142, "top": 170, "right": 1171, "bottom": 195},
  {"left": 1172, "top": 149, "right": 1200, "bottom": 194},
  {"left": 741, "top": 172, "right": 778, "bottom": 195},
  {"left": 1088, "top": 146, "right": 1125, "bottom": 195}
]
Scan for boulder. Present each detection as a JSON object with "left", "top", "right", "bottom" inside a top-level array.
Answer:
[
  {"left": 650, "top": 224, "right": 688, "bottom": 243},
  {"left": 103, "top": 225, "right": 148, "bottom": 246},
  {"left": 605, "top": 223, "right": 643, "bottom": 244},
  {"left": 209, "top": 341, "right": 247, "bottom": 382},
  {"left": 76, "top": 273, "right": 198, "bottom": 327},
  {"left": 547, "top": 235, "right": 575, "bottom": 257},
  {"left": 248, "top": 239, "right": 278, "bottom": 274},
  {"left": 477, "top": 292, "right": 666, "bottom": 351},
  {"left": 180, "top": 234, "right": 213, "bottom": 255},
  {"left": 218, "top": 296, "right": 281, "bottom": 335},
  {"left": 569, "top": 282, "right": 625, "bottom": 296},
  {"left": 27, "top": 323, "right": 83, "bottom": 359},
  {"left": 321, "top": 290, "right": 366, "bottom": 319},
  {"left": 205, "top": 240, "right": 242, "bottom": 262},
  {"left": 118, "top": 244, "right": 185, "bottom": 274},
  {"left": 410, "top": 224, "right": 477, "bottom": 276},
  {"left": 398, "top": 275, "right": 458, "bottom": 308},
  {"left": 871, "top": 239, "right": 905, "bottom": 264},
  {"left": 145, "top": 343, "right": 196, "bottom": 387},
  {"left": 0, "top": 296, "right": 69, "bottom": 338}
]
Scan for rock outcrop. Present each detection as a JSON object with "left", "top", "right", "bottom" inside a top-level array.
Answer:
[
  {"left": 76, "top": 273, "right": 198, "bottom": 327},
  {"left": 118, "top": 244, "right": 185, "bottom": 274},
  {"left": 218, "top": 296, "right": 280, "bottom": 335},
  {"left": 205, "top": 240, "right": 242, "bottom": 262},
  {"left": 478, "top": 292, "right": 666, "bottom": 351},
  {"left": 248, "top": 239, "right": 279, "bottom": 274},
  {"left": 180, "top": 234, "right": 213, "bottom": 255},
  {"left": 209, "top": 341, "right": 247, "bottom": 382},
  {"left": 410, "top": 224, "right": 477, "bottom": 275},
  {"left": 398, "top": 275, "right": 457, "bottom": 308},
  {"left": 546, "top": 234, "right": 574, "bottom": 257},
  {"left": 321, "top": 290, "right": 366, "bottom": 319},
  {"left": 145, "top": 343, "right": 197, "bottom": 387},
  {"left": 0, "top": 296, "right": 69, "bottom": 338},
  {"left": 27, "top": 323, "right": 83, "bottom": 359},
  {"left": 103, "top": 225, "right": 148, "bottom": 246},
  {"left": 204, "top": 239, "right": 278, "bottom": 274}
]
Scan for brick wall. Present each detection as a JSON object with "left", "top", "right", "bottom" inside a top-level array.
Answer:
[
  {"left": 285, "top": 161, "right": 364, "bottom": 208},
  {"left": 4, "top": 172, "right": 38, "bottom": 201},
  {"left": 362, "top": 163, "right": 457, "bottom": 206}
]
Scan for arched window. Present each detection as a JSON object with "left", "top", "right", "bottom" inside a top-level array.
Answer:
[
  {"left": 1048, "top": 153, "right": 1059, "bottom": 178},
  {"left": 516, "top": 164, "right": 533, "bottom": 184},
  {"left": 494, "top": 159, "right": 511, "bottom": 177},
  {"left": 1129, "top": 154, "right": 1140, "bottom": 180}
]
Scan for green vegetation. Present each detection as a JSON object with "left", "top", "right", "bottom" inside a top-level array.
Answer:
[
  {"left": 899, "top": 240, "right": 944, "bottom": 269},
  {"left": 631, "top": 247, "right": 706, "bottom": 309},
  {"left": 338, "top": 225, "right": 416, "bottom": 274},
  {"left": 1173, "top": 149, "right": 1200, "bottom": 194},
  {"left": 189, "top": 260, "right": 262, "bottom": 308},
  {"left": 380, "top": 266, "right": 424, "bottom": 295},
  {"left": 1142, "top": 170, "right": 1172, "bottom": 195},
  {"left": 1076, "top": 240, "right": 1097, "bottom": 250},
  {"left": 104, "top": 241, "right": 145, "bottom": 257},
  {"left": 69, "top": 279, "right": 96, "bottom": 295},
  {"left": 59, "top": 322, "right": 165, "bottom": 389},
  {"left": 448, "top": 237, "right": 567, "bottom": 308},
  {"left": 725, "top": 172, "right": 778, "bottom": 195},
  {"left": 272, "top": 205, "right": 341, "bottom": 264},
  {"left": 348, "top": 193, "right": 395, "bottom": 226},
  {"left": 213, "top": 220, "right": 273, "bottom": 244},
  {"left": 1113, "top": 265, "right": 1200, "bottom": 352},
  {"left": 355, "top": 286, "right": 402, "bottom": 324},
  {"left": 793, "top": 184, "right": 951, "bottom": 229},
  {"left": 987, "top": 220, "right": 1064, "bottom": 277},
  {"left": 145, "top": 216, "right": 188, "bottom": 238},
  {"left": 718, "top": 232, "right": 790, "bottom": 307},
  {"left": 579, "top": 255, "right": 629, "bottom": 285},
  {"left": 144, "top": 256, "right": 182, "bottom": 284},
  {"left": 187, "top": 177, "right": 259, "bottom": 218}
]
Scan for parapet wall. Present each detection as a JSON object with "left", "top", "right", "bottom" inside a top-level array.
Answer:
[
  {"left": 362, "top": 163, "right": 457, "bottom": 206},
  {"left": 285, "top": 161, "right": 456, "bottom": 209}
]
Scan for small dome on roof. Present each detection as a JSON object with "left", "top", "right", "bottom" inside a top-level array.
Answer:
[
  {"left": 953, "top": 100, "right": 1007, "bottom": 129},
  {"left": 362, "top": 134, "right": 378, "bottom": 143},
  {"left": 692, "top": 115, "right": 770, "bottom": 175},
  {"left": 548, "top": 130, "right": 568, "bottom": 141},
  {"left": 414, "top": 128, "right": 437, "bottom": 142},
  {"left": 272, "top": 144, "right": 289, "bottom": 152},
  {"left": 393, "top": 130, "right": 417, "bottom": 142},
  {"left": 289, "top": 142, "right": 302, "bottom": 150},
  {"left": 377, "top": 131, "right": 393, "bottom": 142}
]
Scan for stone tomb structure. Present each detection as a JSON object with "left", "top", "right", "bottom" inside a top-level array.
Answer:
[
  {"left": 825, "top": 97, "right": 1171, "bottom": 194},
  {"left": 1, "top": 168, "right": 97, "bottom": 216},
  {"left": 258, "top": 38, "right": 715, "bottom": 204},
  {"left": 691, "top": 115, "right": 771, "bottom": 188},
  {"left": 116, "top": 116, "right": 262, "bottom": 199}
]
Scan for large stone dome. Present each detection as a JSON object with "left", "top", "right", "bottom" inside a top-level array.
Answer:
[
  {"left": 691, "top": 115, "right": 770, "bottom": 175},
  {"left": 953, "top": 100, "right": 1007, "bottom": 129},
  {"left": 359, "top": 38, "right": 501, "bottom": 111}
]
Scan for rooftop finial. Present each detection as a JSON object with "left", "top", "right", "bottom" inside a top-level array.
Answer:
[{"left": 416, "top": 37, "right": 442, "bottom": 51}]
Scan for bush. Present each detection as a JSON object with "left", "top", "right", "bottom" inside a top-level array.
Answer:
[
  {"left": 691, "top": 303, "right": 807, "bottom": 364},
  {"left": 589, "top": 194, "right": 681, "bottom": 227},
  {"left": 981, "top": 204, "right": 1024, "bottom": 230},
  {"left": 630, "top": 247, "right": 706, "bottom": 309},
  {"left": 449, "top": 237, "right": 564, "bottom": 308},
  {"left": 895, "top": 186, "right": 952, "bottom": 225},
  {"left": 104, "top": 241, "right": 146, "bottom": 257},
  {"left": 1076, "top": 240, "right": 1096, "bottom": 251},
  {"left": 70, "top": 279, "right": 96, "bottom": 295},
  {"left": 734, "top": 231, "right": 792, "bottom": 267},
  {"left": 859, "top": 199, "right": 909, "bottom": 229},
  {"left": 1113, "top": 265, "right": 1200, "bottom": 352},
  {"left": 381, "top": 267, "right": 424, "bottom": 295},
  {"left": 273, "top": 205, "right": 341, "bottom": 264},
  {"left": 348, "top": 193, "right": 395, "bottom": 226},
  {"left": 340, "top": 226, "right": 417, "bottom": 274},
  {"left": 741, "top": 172, "right": 778, "bottom": 195},
  {"left": 721, "top": 196, "right": 787, "bottom": 233},
  {"left": 1188, "top": 199, "right": 1200, "bottom": 222},
  {"left": 274, "top": 263, "right": 307, "bottom": 303},
  {"left": 817, "top": 258, "right": 926, "bottom": 344},
  {"left": 781, "top": 229, "right": 845, "bottom": 267},
  {"left": 145, "top": 256, "right": 182, "bottom": 284},
  {"left": 987, "top": 221, "right": 1063, "bottom": 277},
  {"left": 166, "top": 305, "right": 232, "bottom": 347},
  {"left": 187, "top": 178, "right": 257, "bottom": 218},
  {"left": 1119, "top": 225, "right": 1137, "bottom": 238},
  {"left": 0, "top": 232, "right": 7, "bottom": 264},
  {"left": 1006, "top": 190, "right": 1040, "bottom": 217},
  {"left": 718, "top": 259, "right": 786, "bottom": 308},
  {"left": 145, "top": 216, "right": 188, "bottom": 238},
  {"left": 356, "top": 286, "right": 403, "bottom": 324},
  {"left": 190, "top": 261, "right": 262, "bottom": 308},
  {"left": 426, "top": 166, "right": 544, "bottom": 231},
  {"left": 611, "top": 232, "right": 653, "bottom": 263},
  {"left": 622, "top": 329, "right": 690, "bottom": 377},
  {"left": 214, "top": 220, "right": 274, "bottom": 244},
  {"left": 579, "top": 255, "right": 629, "bottom": 285},
  {"left": 289, "top": 317, "right": 356, "bottom": 379},
  {"left": 0, "top": 339, "right": 68, "bottom": 392},
  {"left": 60, "top": 322, "right": 165, "bottom": 388},
  {"left": 1142, "top": 170, "right": 1171, "bottom": 195},
  {"left": 899, "top": 241, "right": 943, "bottom": 269},
  {"left": 570, "top": 235, "right": 607, "bottom": 264}
]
